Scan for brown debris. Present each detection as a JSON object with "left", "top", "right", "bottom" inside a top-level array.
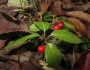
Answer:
[
  {"left": 65, "top": 11, "right": 90, "bottom": 24},
  {"left": 1, "top": 6, "right": 18, "bottom": 16},
  {"left": 39, "top": 0, "right": 52, "bottom": 13},
  {"left": 0, "top": 10, "right": 30, "bottom": 35},
  {"left": 13, "top": 61, "right": 40, "bottom": 70},
  {"left": 0, "top": 0, "right": 6, "bottom": 4},
  {"left": 79, "top": 50, "right": 90, "bottom": 70},
  {"left": 67, "top": 17, "right": 87, "bottom": 37},
  {"left": 50, "top": 0, "right": 62, "bottom": 15}
]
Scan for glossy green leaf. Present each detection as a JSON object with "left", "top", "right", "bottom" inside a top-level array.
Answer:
[
  {"left": 50, "top": 29, "right": 81, "bottom": 44},
  {"left": 63, "top": 20, "right": 75, "bottom": 29},
  {"left": 29, "top": 24, "right": 40, "bottom": 32},
  {"left": 34, "top": 21, "right": 50, "bottom": 32},
  {"left": 59, "top": 16, "right": 67, "bottom": 21},
  {"left": 42, "top": 12, "right": 53, "bottom": 21},
  {"left": 45, "top": 43, "right": 62, "bottom": 67},
  {"left": 4, "top": 33, "right": 40, "bottom": 49}
]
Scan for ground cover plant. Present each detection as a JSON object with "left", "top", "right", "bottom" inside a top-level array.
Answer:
[{"left": 0, "top": 0, "right": 90, "bottom": 70}]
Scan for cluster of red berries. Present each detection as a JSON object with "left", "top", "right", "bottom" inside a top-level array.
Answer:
[
  {"left": 37, "top": 22, "right": 64, "bottom": 53},
  {"left": 37, "top": 45, "right": 45, "bottom": 53},
  {"left": 53, "top": 21, "right": 64, "bottom": 30}
]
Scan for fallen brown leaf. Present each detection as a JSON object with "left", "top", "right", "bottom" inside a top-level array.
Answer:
[
  {"left": 0, "top": 10, "right": 30, "bottom": 35},
  {"left": 39, "top": 0, "right": 52, "bottom": 13},
  {"left": 0, "top": 9, "right": 31, "bottom": 49},
  {"left": 1, "top": 6, "right": 18, "bottom": 16},
  {"left": 79, "top": 50, "right": 90, "bottom": 70},
  {"left": 84, "top": 51, "right": 90, "bottom": 70},
  {"left": 0, "top": 0, "right": 6, "bottom": 4},
  {"left": 67, "top": 17, "right": 87, "bottom": 37},
  {"left": 0, "top": 55, "right": 18, "bottom": 70},
  {"left": 73, "top": 5, "right": 84, "bottom": 11},
  {"left": 0, "top": 62, "right": 13, "bottom": 69},
  {"left": 82, "top": 2, "right": 90, "bottom": 11},
  {"left": 87, "top": 7, "right": 90, "bottom": 14},
  {"left": 13, "top": 61, "right": 40, "bottom": 70},
  {"left": 73, "top": 1, "right": 84, "bottom": 5},
  {"left": 66, "top": 11, "right": 90, "bottom": 24},
  {"left": 50, "top": 0, "right": 62, "bottom": 15},
  {"left": 62, "top": 2, "right": 75, "bottom": 10}
]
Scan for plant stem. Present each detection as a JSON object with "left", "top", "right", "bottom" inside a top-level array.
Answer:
[
  {"left": 43, "top": 31, "right": 46, "bottom": 40},
  {"left": 20, "top": 0, "right": 23, "bottom": 8},
  {"left": 42, "top": 35, "right": 51, "bottom": 45},
  {"left": 20, "top": 0, "right": 24, "bottom": 11}
]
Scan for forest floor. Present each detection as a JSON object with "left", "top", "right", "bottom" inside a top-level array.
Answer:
[{"left": 0, "top": 0, "right": 90, "bottom": 70}]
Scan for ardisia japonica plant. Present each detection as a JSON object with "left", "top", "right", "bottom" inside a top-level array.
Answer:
[{"left": 4, "top": 12, "right": 82, "bottom": 68}]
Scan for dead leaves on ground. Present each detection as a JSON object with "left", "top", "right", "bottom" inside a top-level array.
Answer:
[
  {"left": 0, "top": 0, "right": 6, "bottom": 4},
  {"left": 0, "top": 10, "right": 30, "bottom": 49},
  {"left": 79, "top": 50, "right": 90, "bottom": 70},
  {"left": 67, "top": 18, "right": 86, "bottom": 37},
  {"left": 66, "top": 11, "right": 90, "bottom": 24},
  {"left": 50, "top": 0, "right": 62, "bottom": 15},
  {"left": 39, "top": 0, "right": 52, "bottom": 13},
  {"left": 0, "top": 0, "right": 90, "bottom": 70},
  {"left": 13, "top": 61, "right": 40, "bottom": 70},
  {"left": 66, "top": 11, "right": 90, "bottom": 39},
  {"left": 0, "top": 10, "right": 30, "bottom": 34},
  {"left": 39, "top": 0, "right": 90, "bottom": 40},
  {"left": 0, "top": 4, "right": 31, "bottom": 49}
]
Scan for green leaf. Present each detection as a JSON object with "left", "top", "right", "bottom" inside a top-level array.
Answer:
[
  {"left": 50, "top": 29, "right": 81, "bottom": 44},
  {"left": 4, "top": 33, "right": 40, "bottom": 49},
  {"left": 59, "top": 16, "right": 67, "bottom": 21},
  {"left": 45, "top": 43, "right": 62, "bottom": 67},
  {"left": 29, "top": 24, "right": 40, "bottom": 32},
  {"left": 42, "top": 12, "right": 53, "bottom": 21},
  {"left": 63, "top": 20, "right": 75, "bottom": 29},
  {"left": 82, "top": 44, "right": 88, "bottom": 50},
  {"left": 34, "top": 21, "right": 50, "bottom": 32}
]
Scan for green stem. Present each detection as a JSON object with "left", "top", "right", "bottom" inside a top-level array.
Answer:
[
  {"left": 20, "top": 0, "right": 23, "bottom": 8},
  {"left": 43, "top": 31, "right": 46, "bottom": 40},
  {"left": 20, "top": 0, "right": 24, "bottom": 11}
]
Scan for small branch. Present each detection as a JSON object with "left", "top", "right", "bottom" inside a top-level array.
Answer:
[{"left": 42, "top": 35, "right": 51, "bottom": 45}]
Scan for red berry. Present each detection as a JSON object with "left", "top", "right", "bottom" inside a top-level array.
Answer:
[
  {"left": 37, "top": 45, "right": 45, "bottom": 53},
  {"left": 57, "top": 21, "right": 64, "bottom": 28},
  {"left": 53, "top": 25, "right": 60, "bottom": 30}
]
